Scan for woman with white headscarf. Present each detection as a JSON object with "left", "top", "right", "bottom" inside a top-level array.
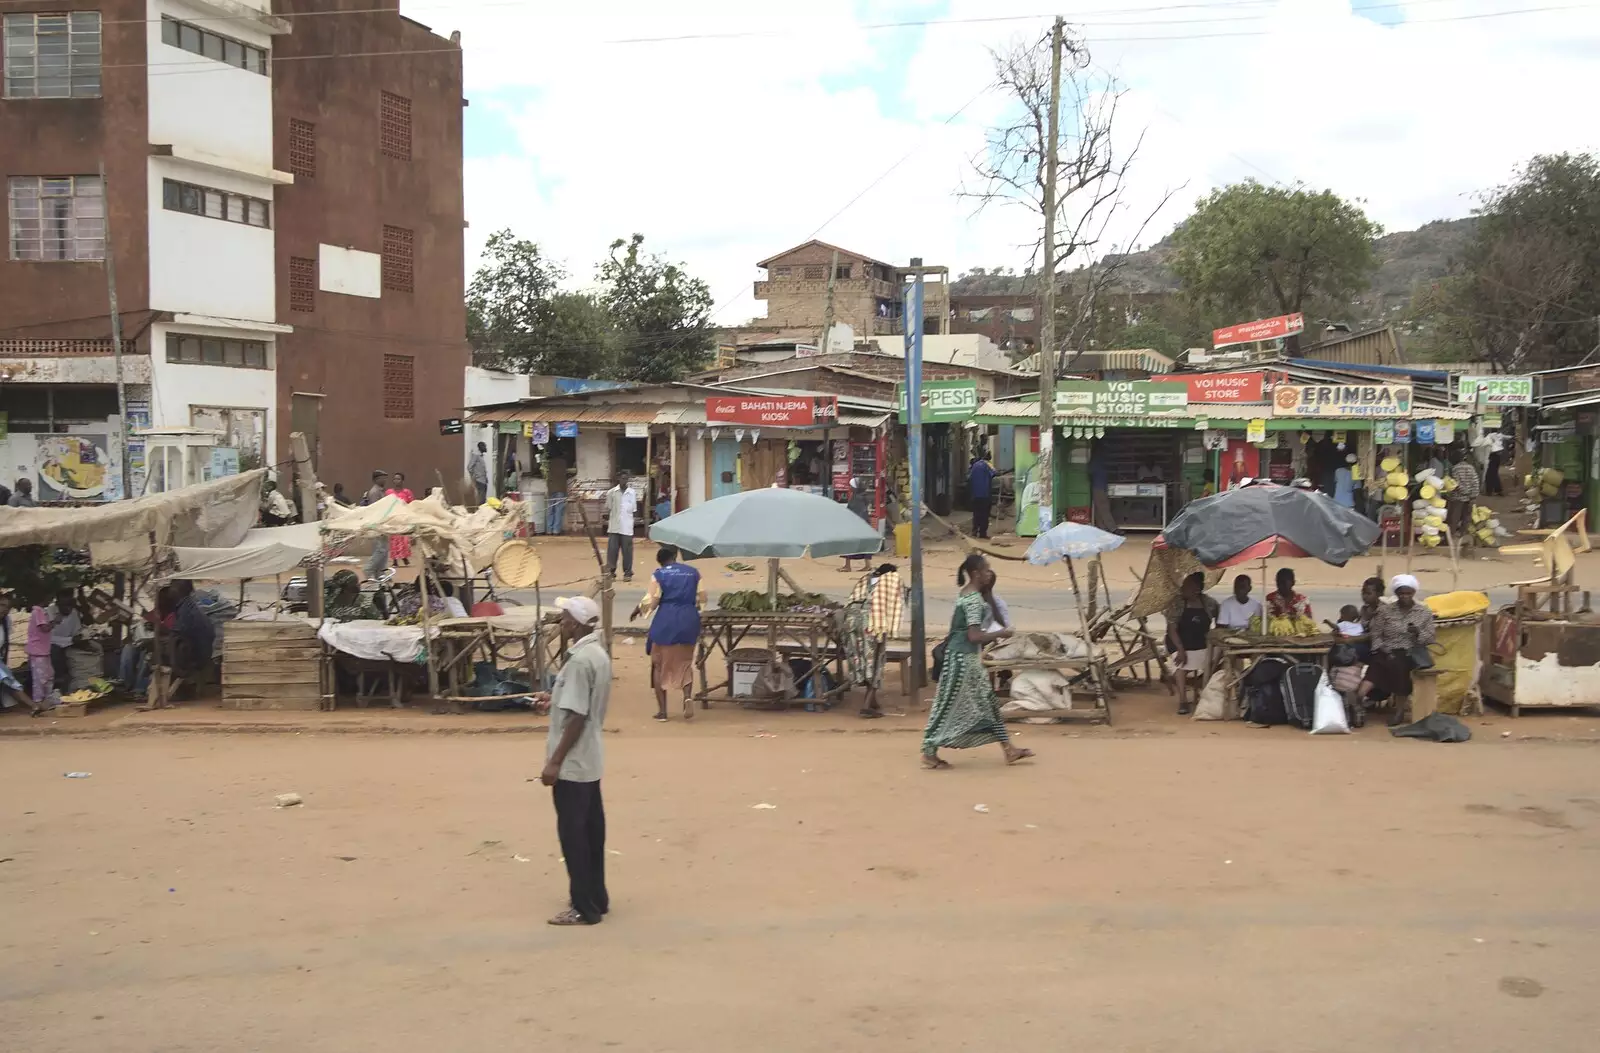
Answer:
[{"left": 1360, "top": 574, "right": 1437, "bottom": 726}]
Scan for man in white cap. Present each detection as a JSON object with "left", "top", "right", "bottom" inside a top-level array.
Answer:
[{"left": 540, "top": 595, "right": 612, "bottom": 925}]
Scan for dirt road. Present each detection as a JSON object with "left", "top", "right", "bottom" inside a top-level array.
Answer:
[{"left": 4, "top": 727, "right": 1598, "bottom": 1052}]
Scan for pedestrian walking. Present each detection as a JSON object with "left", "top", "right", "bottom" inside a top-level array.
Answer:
[
  {"left": 604, "top": 471, "right": 637, "bottom": 582},
  {"left": 920, "top": 554, "right": 1035, "bottom": 770},
  {"left": 467, "top": 442, "right": 489, "bottom": 505},
  {"left": 386, "top": 472, "right": 414, "bottom": 567},
  {"left": 968, "top": 450, "right": 995, "bottom": 539},
  {"left": 540, "top": 596, "right": 612, "bottom": 926},
  {"left": 1448, "top": 449, "right": 1480, "bottom": 539},
  {"left": 631, "top": 545, "right": 705, "bottom": 722},
  {"left": 1485, "top": 431, "right": 1505, "bottom": 496}
]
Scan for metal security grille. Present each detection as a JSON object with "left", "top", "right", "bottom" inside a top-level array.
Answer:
[
  {"left": 288, "top": 118, "right": 316, "bottom": 177},
  {"left": 382, "top": 354, "right": 414, "bottom": 419},
  {"left": 381, "top": 225, "right": 413, "bottom": 293},
  {"left": 288, "top": 256, "right": 315, "bottom": 313},
  {"left": 380, "top": 91, "right": 411, "bottom": 161}
]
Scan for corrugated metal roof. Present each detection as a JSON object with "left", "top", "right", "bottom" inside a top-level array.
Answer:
[
  {"left": 839, "top": 411, "right": 891, "bottom": 427},
  {"left": 466, "top": 405, "right": 660, "bottom": 424},
  {"left": 971, "top": 399, "right": 1471, "bottom": 423}
]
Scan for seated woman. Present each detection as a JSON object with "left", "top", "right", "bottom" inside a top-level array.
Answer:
[
  {"left": 1166, "top": 571, "right": 1219, "bottom": 716},
  {"left": 1361, "top": 574, "right": 1437, "bottom": 726},
  {"left": 325, "top": 570, "right": 378, "bottom": 621},
  {"left": 1265, "top": 567, "right": 1313, "bottom": 623}
]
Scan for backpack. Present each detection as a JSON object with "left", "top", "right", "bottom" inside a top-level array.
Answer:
[
  {"left": 1280, "top": 662, "right": 1324, "bottom": 730},
  {"left": 1240, "top": 656, "right": 1291, "bottom": 726}
]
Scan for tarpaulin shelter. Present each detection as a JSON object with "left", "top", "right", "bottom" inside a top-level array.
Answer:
[
  {"left": 0, "top": 470, "right": 265, "bottom": 552},
  {"left": 320, "top": 491, "right": 508, "bottom": 574},
  {"left": 89, "top": 521, "right": 323, "bottom": 578}
]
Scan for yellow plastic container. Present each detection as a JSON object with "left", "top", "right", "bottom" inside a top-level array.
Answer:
[{"left": 895, "top": 522, "right": 912, "bottom": 557}]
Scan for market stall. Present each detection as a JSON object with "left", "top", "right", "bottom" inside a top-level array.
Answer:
[
  {"left": 648, "top": 486, "right": 880, "bottom": 709},
  {"left": 1482, "top": 513, "right": 1598, "bottom": 716}
]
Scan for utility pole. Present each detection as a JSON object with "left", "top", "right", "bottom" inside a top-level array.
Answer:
[
  {"left": 903, "top": 258, "right": 937, "bottom": 688},
  {"left": 99, "top": 160, "right": 130, "bottom": 499},
  {"left": 1035, "top": 17, "right": 1064, "bottom": 533},
  {"left": 818, "top": 248, "right": 839, "bottom": 355}
]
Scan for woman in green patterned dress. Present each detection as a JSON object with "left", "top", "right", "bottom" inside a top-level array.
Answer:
[{"left": 921, "top": 553, "right": 1035, "bottom": 770}]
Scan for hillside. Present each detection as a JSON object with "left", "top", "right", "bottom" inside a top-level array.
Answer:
[{"left": 951, "top": 217, "right": 1476, "bottom": 321}]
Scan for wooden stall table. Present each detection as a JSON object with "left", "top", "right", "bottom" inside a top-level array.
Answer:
[
  {"left": 982, "top": 648, "right": 1113, "bottom": 724},
  {"left": 694, "top": 610, "right": 845, "bottom": 707}
]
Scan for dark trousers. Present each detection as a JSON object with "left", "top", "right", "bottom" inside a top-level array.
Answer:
[
  {"left": 552, "top": 779, "right": 608, "bottom": 923},
  {"left": 605, "top": 533, "right": 634, "bottom": 578},
  {"left": 50, "top": 645, "right": 69, "bottom": 687},
  {"left": 971, "top": 496, "right": 992, "bottom": 538},
  {"left": 1486, "top": 452, "right": 1503, "bottom": 495}
]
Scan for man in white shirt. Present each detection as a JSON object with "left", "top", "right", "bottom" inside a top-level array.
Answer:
[
  {"left": 1484, "top": 430, "right": 1506, "bottom": 496},
  {"left": 1215, "top": 574, "right": 1263, "bottom": 631},
  {"left": 604, "top": 470, "right": 638, "bottom": 582}
]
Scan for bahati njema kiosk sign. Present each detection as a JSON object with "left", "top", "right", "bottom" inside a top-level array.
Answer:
[{"left": 705, "top": 395, "right": 838, "bottom": 427}]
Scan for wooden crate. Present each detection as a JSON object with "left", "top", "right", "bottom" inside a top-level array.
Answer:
[{"left": 220, "top": 618, "right": 326, "bottom": 711}]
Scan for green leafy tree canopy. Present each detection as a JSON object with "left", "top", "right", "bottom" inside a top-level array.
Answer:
[
  {"left": 466, "top": 231, "right": 615, "bottom": 377},
  {"left": 598, "top": 234, "right": 715, "bottom": 383},
  {"left": 1171, "top": 181, "right": 1381, "bottom": 327}
]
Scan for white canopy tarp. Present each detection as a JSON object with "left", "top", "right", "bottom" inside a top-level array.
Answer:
[
  {"left": 168, "top": 522, "right": 323, "bottom": 579},
  {"left": 321, "top": 491, "right": 510, "bottom": 573},
  {"left": 0, "top": 470, "right": 265, "bottom": 552}
]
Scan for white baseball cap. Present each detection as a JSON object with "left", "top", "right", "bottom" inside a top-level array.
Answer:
[{"left": 556, "top": 595, "right": 602, "bottom": 626}]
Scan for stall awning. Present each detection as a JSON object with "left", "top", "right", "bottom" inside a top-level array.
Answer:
[
  {"left": 970, "top": 399, "right": 1472, "bottom": 426},
  {"left": 0, "top": 470, "right": 264, "bottom": 551},
  {"left": 467, "top": 405, "right": 661, "bottom": 425}
]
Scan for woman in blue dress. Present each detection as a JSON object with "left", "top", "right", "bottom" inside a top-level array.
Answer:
[{"left": 632, "top": 545, "right": 706, "bottom": 721}]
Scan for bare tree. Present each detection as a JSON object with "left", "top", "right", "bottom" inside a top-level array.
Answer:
[{"left": 961, "top": 28, "right": 1179, "bottom": 372}]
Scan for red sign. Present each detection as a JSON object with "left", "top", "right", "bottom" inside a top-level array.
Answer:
[
  {"left": 1212, "top": 313, "right": 1305, "bottom": 349},
  {"left": 706, "top": 395, "right": 838, "bottom": 427},
  {"left": 1492, "top": 613, "right": 1518, "bottom": 661},
  {"left": 1157, "top": 371, "right": 1265, "bottom": 403}
]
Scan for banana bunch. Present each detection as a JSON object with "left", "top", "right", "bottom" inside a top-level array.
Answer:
[
  {"left": 1266, "top": 616, "right": 1296, "bottom": 637},
  {"left": 1247, "top": 614, "right": 1262, "bottom": 634}
]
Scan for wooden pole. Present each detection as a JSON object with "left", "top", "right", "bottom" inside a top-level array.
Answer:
[
  {"left": 420, "top": 556, "right": 440, "bottom": 699},
  {"left": 533, "top": 581, "right": 545, "bottom": 689},
  {"left": 574, "top": 498, "right": 612, "bottom": 656},
  {"left": 289, "top": 431, "right": 319, "bottom": 525},
  {"left": 767, "top": 557, "right": 780, "bottom": 649},
  {"left": 668, "top": 427, "right": 678, "bottom": 514}
]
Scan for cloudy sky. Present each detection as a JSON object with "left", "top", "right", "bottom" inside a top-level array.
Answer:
[{"left": 400, "top": 0, "right": 1600, "bottom": 323}]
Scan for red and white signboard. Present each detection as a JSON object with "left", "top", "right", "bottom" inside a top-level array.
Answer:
[
  {"left": 1212, "top": 313, "right": 1304, "bottom": 349},
  {"left": 1156, "top": 371, "right": 1266, "bottom": 403},
  {"left": 706, "top": 395, "right": 838, "bottom": 428}
]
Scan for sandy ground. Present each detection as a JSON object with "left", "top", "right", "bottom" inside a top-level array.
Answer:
[{"left": 4, "top": 697, "right": 1600, "bottom": 1051}]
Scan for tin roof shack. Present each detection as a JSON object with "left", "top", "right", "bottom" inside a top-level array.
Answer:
[{"left": 465, "top": 382, "right": 892, "bottom": 531}]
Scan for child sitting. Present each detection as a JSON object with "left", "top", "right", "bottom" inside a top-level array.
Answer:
[{"left": 1335, "top": 604, "right": 1365, "bottom": 638}]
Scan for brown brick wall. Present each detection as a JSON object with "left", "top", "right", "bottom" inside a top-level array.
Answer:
[
  {"left": 0, "top": 1, "right": 150, "bottom": 343},
  {"left": 271, "top": 1, "right": 467, "bottom": 492}
]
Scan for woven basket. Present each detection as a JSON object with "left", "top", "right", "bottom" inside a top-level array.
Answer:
[{"left": 491, "top": 540, "right": 543, "bottom": 588}]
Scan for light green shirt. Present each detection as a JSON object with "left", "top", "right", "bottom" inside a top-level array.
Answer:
[{"left": 545, "top": 630, "right": 611, "bottom": 782}]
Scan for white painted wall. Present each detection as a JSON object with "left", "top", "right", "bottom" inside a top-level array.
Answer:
[
  {"left": 146, "top": 0, "right": 275, "bottom": 172},
  {"left": 575, "top": 429, "right": 612, "bottom": 483},
  {"left": 319, "top": 244, "right": 382, "bottom": 299},
  {"left": 147, "top": 157, "right": 277, "bottom": 322},
  {"left": 0, "top": 420, "right": 126, "bottom": 502},
  {"left": 687, "top": 434, "right": 707, "bottom": 506},
  {"left": 464, "top": 367, "right": 529, "bottom": 407},
  {"left": 148, "top": 320, "right": 278, "bottom": 470}
]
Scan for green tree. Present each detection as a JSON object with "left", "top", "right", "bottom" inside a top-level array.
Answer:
[
  {"left": 598, "top": 234, "right": 714, "bottom": 383},
  {"left": 1415, "top": 153, "right": 1600, "bottom": 370},
  {"left": 465, "top": 231, "right": 614, "bottom": 377},
  {"left": 1170, "top": 182, "right": 1382, "bottom": 339}
]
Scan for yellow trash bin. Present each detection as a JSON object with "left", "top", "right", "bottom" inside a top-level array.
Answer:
[{"left": 894, "top": 522, "right": 912, "bottom": 557}]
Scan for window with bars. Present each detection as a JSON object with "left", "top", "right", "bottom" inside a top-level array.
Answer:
[
  {"left": 165, "top": 333, "right": 269, "bottom": 369},
  {"left": 160, "top": 15, "right": 267, "bottom": 75},
  {"left": 382, "top": 225, "right": 413, "bottom": 293},
  {"left": 382, "top": 354, "right": 414, "bottom": 419},
  {"left": 803, "top": 265, "right": 827, "bottom": 280},
  {"left": 380, "top": 91, "right": 412, "bottom": 161},
  {"left": 2, "top": 12, "right": 101, "bottom": 99},
  {"left": 288, "top": 118, "right": 315, "bottom": 178},
  {"left": 288, "top": 256, "right": 315, "bottom": 313},
  {"left": 7, "top": 175, "right": 104, "bottom": 261},
  {"left": 162, "top": 179, "right": 270, "bottom": 228}
]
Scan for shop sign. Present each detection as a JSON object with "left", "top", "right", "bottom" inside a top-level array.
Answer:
[
  {"left": 530, "top": 422, "right": 550, "bottom": 445},
  {"left": 1457, "top": 374, "right": 1534, "bottom": 406},
  {"left": 1415, "top": 420, "right": 1436, "bottom": 445},
  {"left": 554, "top": 421, "right": 579, "bottom": 438},
  {"left": 1054, "top": 380, "right": 1188, "bottom": 416},
  {"left": 1246, "top": 418, "right": 1267, "bottom": 443},
  {"left": 497, "top": 421, "right": 523, "bottom": 434},
  {"left": 895, "top": 380, "right": 978, "bottom": 423},
  {"left": 1271, "top": 383, "right": 1413, "bottom": 418},
  {"left": 1434, "top": 421, "right": 1454, "bottom": 444},
  {"left": 1212, "top": 312, "right": 1304, "bottom": 349},
  {"left": 1163, "top": 370, "right": 1265, "bottom": 403},
  {"left": 1484, "top": 412, "right": 1503, "bottom": 428},
  {"left": 1395, "top": 420, "right": 1413, "bottom": 444},
  {"left": 705, "top": 395, "right": 838, "bottom": 427},
  {"left": 624, "top": 422, "right": 649, "bottom": 438},
  {"left": 437, "top": 417, "right": 463, "bottom": 436},
  {"left": 1374, "top": 420, "right": 1395, "bottom": 444}
]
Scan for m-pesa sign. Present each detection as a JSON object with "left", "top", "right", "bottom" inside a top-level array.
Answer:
[
  {"left": 705, "top": 395, "right": 838, "bottom": 427},
  {"left": 1162, "top": 371, "right": 1265, "bottom": 403},
  {"left": 1212, "top": 312, "right": 1305, "bottom": 349}
]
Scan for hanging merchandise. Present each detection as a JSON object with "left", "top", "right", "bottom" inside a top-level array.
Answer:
[
  {"left": 1374, "top": 420, "right": 1395, "bottom": 445},
  {"left": 1395, "top": 420, "right": 1413, "bottom": 444},
  {"left": 1416, "top": 420, "right": 1436, "bottom": 445},
  {"left": 1247, "top": 419, "right": 1267, "bottom": 443},
  {"left": 1434, "top": 420, "right": 1454, "bottom": 444}
]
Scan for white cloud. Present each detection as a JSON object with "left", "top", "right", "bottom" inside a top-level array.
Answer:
[{"left": 414, "top": 0, "right": 1600, "bottom": 322}]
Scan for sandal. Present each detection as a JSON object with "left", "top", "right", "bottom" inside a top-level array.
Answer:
[
  {"left": 547, "top": 908, "right": 594, "bottom": 926},
  {"left": 652, "top": 713, "right": 669, "bottom": 722},
  {"left": 682, "top": 697, "right": 695, "bottom": 721},
  {"left": 859, "top": 708, "right": 883, "bottom": 719},
  {"left": 920, "top": 755, "right": 952, "bottom": 770},
  {"left": 1005, "top": 748, "right": 1035, "bottom": 765}
]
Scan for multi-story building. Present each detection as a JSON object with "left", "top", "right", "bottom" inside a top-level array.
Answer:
[
  {"left": 0, "top": 1, "right": 465, "bottom": 502},
  {"left": 741, "top": 239, "right": 949, "bottom": 348}
]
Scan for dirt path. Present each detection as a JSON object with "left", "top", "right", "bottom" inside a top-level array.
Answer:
[{"left": 3, "top": 728, "right": 1598, "bottom": 1052}]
